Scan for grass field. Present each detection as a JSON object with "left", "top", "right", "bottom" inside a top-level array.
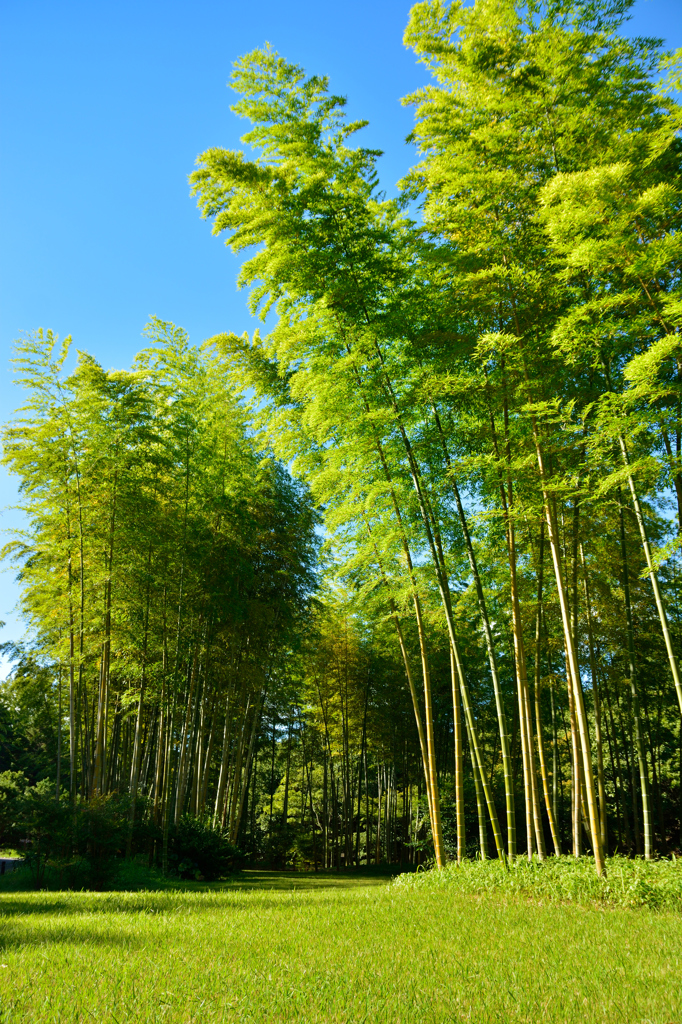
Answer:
[{"left": 0, "top": 868, "right": 680, "bottom": 1023}]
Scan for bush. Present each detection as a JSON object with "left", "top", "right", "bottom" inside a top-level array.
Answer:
[
  {"left": 258, "top": 821, "right": 300, "bottom": 869},
  {"left": 171, "top": 815, "right": 242, "bottom": 881},
  {"left": 0, "top": 771, "right": 72, "bottom": 888},
  {"left": 0, "top": 774, "right": 240, "bottom": 889},
  {"left": 392, "top": 854, "right": 682, "bottom": 911},
  {"left": 74, "top": 793, "right": 133, "bottom": 888},
  {"left": 0, "top": 771, "right": 29, "bottom": 847},
  {"left": 0, "top": 774, "right": 158, "bottom": 890}
]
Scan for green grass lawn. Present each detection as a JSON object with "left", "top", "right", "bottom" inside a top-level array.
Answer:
[{"left": 0, "top": 869, "right": 680, "bottom": 1023}]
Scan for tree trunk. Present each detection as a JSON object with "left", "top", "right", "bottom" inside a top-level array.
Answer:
[
  {"left": 450, "top": 646, "right": 465, "bottom": 864},
  {"left": 532, "top": 605, "right": 559, "bottom": 854},
  {"left": 619, "top": 497, "right": 653, "bottom": 859},
  {"left": 432, "top": 403, "right": 516, "bottom": 857},
  {"left": 533, "top": 437, "right": 605, "bottom": 875},
  {"left": 465, "top": 713, "right": 488, "bottom": 859},
  {"left": 579, "top": 542, "right": 608, "bottom": 854},
  {"left": 618, "top": 436, "right": 682, "bottom": 716}
]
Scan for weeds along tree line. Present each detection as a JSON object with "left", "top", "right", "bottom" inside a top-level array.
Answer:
[{"left": 1, "top": 0, "right": 682, "bottom": 880}]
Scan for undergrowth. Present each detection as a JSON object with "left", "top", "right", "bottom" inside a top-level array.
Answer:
[{"left": 392, "top": 853, "right": 682, "bottom": 910}]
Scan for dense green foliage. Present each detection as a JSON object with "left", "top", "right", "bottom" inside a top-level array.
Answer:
[
  {"left": 394, "top": 853, "right": 682, "bottom": 910},
  {"left": 2, "top": 0, "right": 682, "bottom": 880},
  {"left": 0, "top": 321, "right": 320, "bottom": 874},
  {"left": 0, "top": 654, "right": 58, "bottom": 783},
  {"left": 0, "top": 771, "right": 242, "bottom": 888}
]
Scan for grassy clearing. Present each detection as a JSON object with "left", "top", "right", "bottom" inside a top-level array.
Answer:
[
  {"left": 0, "top": 861, "right": 399, "bottom": 894},
  {"left": 0, "top": 869, "right": 681, "bottom": 1023},
  {"left": 393, "top": 854, "right": 682, "bottom": 911}
]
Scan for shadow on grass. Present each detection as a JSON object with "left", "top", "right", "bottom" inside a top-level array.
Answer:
[
  {"left": 0, "top": 923, "right": 150, "bottom": 950},
  {"left": 0, "top": 871, "right": 391, "bottom": 922},
  {"left": 0, "top": 892, "right": 326, "bottom": 918},
  {"left": 0, "top": 866, "right": 393, "bottom": 901},
  {"left": 224, "top": 870, "right": 393, "bottom": 891}
]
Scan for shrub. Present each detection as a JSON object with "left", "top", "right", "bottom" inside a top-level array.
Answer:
[
  {"left": 17, "top": 779, "right": 72, "bottom": 888},
  {"left": 0, "top": 779, "right": 241, "bottom": 889},
  {"left": 0, "top": 771, "right": 73, "bottom": 888},
  {"left": 171, "top": 816, "right": 242, "bottom": 881},
  {"left": 0, "top": 771, "right": 28, "bottom": 848},
  {"left": 70, "top": 793, "right": 133, "bottom": 889},
  {"left": 0, "top": 776, "right": 159, "bottom": 890}
]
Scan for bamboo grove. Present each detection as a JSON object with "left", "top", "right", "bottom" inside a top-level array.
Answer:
[
  {"left": 1, "top": 321, "right": 319, "bottom": 868},
  {"left": 2, "top": 0, "right": 682, "bottom": 877}
]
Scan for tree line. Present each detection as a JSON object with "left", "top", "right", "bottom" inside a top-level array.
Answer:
[
  {"left": 1, "top": 321, "right": 318, "bottom": 871},
  {"left": 2, "top": 0, "right": 682, "bottom": 879}
]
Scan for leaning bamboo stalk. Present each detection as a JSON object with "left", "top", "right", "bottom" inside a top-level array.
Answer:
[
  {"left": 492, "top": 381, "right": 536, "bottom": 860},
  {"left": 450, "top": 633, "right": 506, "bottom": 862},
  {"left": 549, "top": 669, "right": 559, "bottom": 826},
  {"left": 515, "top": 637, "right": 534, "bottom": 858},
  {"left": 533, "top": 652, "right": 561, "bottom": 854},
  {"left": 352, "top": 408, "right": 444, "bottom": 864},
  {"left": 523, "top": 667, "right": 546, "bottom": 860},
  {"left": 506, "top": 509, "right": 542, "bottom": 859},
  {"left": 347, "top": 338, "right": 479, "bottom": 863},
  {"left": 512, "top": 601, "right": 534, "bottom": 858},
  {"left": 532, "top": 526, "right": 559, "bottom": 854},
  {"left": 579, "top": 542, "right": 608, "bottom": 852},
  {"left": 600, "top": 355, "right": 682, "bottom": 716},
  {"left": 450, "top": 646, "right": 465, "bottom": 864},
  {"left": 620, "top": 437, "right": 682, "bottom": 715},
  {"left": 465, "top": 712, "right": 488, "bottom": 859},
  {"left": 335, "top": 247, "right": 505, "bottom": 868},
  {"left": 502, "top": 315, "right": 605, "bottom": 873},
  {"left": 533, "top": 608, "right": 561, "bottom": 854},
  {"left": 419, "top": 481, "right": 504, "bottom": 862},
  {"left": 352, "top": 399, "right": 445, "bottom": 860},
  {"left": 619, "top": 497, "right": 653, "bottom": 859},
  {"left": 390, "top": 602, "right": 434, "bottom": 827},
  {"left": 431, "top": 403, "right": 516, "bottom": 858},
  {"left": 411, "top": 590, "right": 445, "bottom": 868},
  {"left": 533, "top": 431, "right": 605, "bottom": 875},
  {"left": 564, "top": 651, "right": 583, "bottom": 857}
]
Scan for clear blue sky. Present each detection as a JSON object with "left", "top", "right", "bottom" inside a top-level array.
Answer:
[{"left": 1, "top": 0, "right": 681, "bottom": 665}]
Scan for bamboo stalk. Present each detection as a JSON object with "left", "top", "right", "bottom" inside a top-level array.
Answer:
[
  {"left": 619, "top": 496, "right": 653, "bottom": 860},
  {"left": 579, "top": 542, "right": 608, "bottom": 853},
  {"left": 450, "top": 646, "right": 465, "bottom": 865}
]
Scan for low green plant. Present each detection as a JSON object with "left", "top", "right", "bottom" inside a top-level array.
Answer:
[
  {"left": 171, "top": 815, "right": 242, "bottom": 880},
  {"left": 0, "top": 773, "right": 161, "bottom": 889},
  {"left": 0, "top": 773, "right": 26, "bottom": 843},
  {"left": 0, "top": 772, "right": 73, "bottom": 888},
  {"left": 392, "top": 854, "right": 682, "bottom": 910},
  {"left": 0, "top": 773, "right": 247, "bottom": 889}
]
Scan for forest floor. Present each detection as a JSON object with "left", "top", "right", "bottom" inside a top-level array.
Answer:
[{"left": 0, "top": 868, "right": 680, "bottom": 1023}]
